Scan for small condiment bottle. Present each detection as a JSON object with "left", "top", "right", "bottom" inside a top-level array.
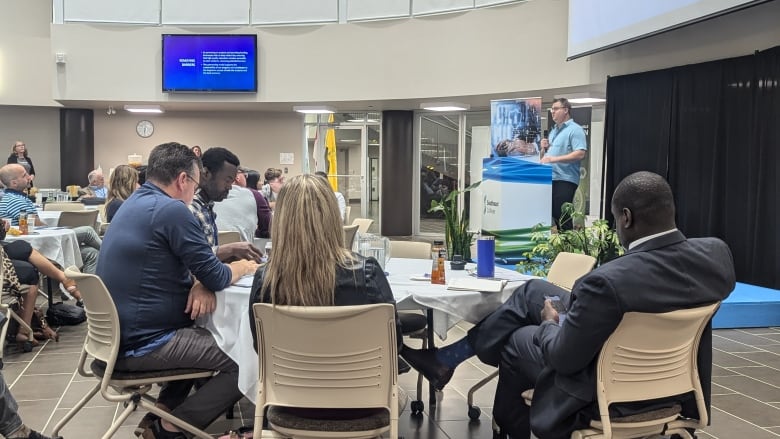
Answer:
[{"left": 431, "top": 240, "right": 446, "bottom": 285}]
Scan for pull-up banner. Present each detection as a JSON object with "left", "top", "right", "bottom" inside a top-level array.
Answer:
[{"left": 482, "top": 98, "right": 551, "bottom": 263}]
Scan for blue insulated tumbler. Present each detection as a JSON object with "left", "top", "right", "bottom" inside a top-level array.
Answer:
[{"left": 476, "top": 236, "right": 496, "bottom": 278}]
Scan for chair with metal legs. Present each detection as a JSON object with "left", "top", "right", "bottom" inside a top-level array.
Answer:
[{"left": 466, "top": 252, "right": 597, "bottom": 421}]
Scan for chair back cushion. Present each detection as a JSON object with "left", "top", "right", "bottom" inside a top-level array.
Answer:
[{"left": 390, "top": 241, "right": 431, "bottom": 259}]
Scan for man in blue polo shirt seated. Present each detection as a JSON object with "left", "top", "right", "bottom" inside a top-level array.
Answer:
[{"left": 97, "top": 142, "right": 258, "bottom": 439}]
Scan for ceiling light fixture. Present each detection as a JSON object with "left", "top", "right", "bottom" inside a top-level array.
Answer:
[
  {"left": 293, "top": 105, "right": 336, "bottom": 114},
  {"left": 124, "top": 104, "right": 165, "bottom": 114},
  {"left": 566, "top": 97, "right": 606, "bottom": 104},
  {"left": 420, "top": 102, "right": 470, "bottom": 111}
]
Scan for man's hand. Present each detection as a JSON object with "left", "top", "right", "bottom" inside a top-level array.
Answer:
[
  {"left": 540, "top": 299, "right": 560, "bottom": 323},
  {"left": 185, "top": 282, "right": 217, "bottom": 320},
  {"left": 216, "top": 242, "right": 263, "bottom": 263},
  {"left": 540, "top": 155, "right": 555, "bottom": 164}
]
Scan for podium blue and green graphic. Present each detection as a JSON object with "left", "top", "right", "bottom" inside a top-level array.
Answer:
[{"left": 481, "top": 157, "right": 551, "bottom": 262}]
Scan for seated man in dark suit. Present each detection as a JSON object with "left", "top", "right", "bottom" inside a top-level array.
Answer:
[{"left": 402, "top": 171, "right": 736, "bottom": 439}]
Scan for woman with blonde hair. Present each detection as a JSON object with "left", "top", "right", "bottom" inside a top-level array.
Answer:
[
  {"left": 249, "top": 173, "right": 400, "bottom": 331},
  {"left": 105, "top": 164, "right": 138, "bottom": 222},
  {"left": 248, "top": 174, "right": 404, "bottom": 419}
]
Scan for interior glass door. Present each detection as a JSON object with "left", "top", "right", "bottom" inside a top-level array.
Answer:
[{"left": 305, "top": 113, "right": 380, "bottom": 234}]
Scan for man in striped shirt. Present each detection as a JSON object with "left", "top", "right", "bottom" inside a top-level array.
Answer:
[{"left": 0, "top": 164, "right": 102, "bottom": 273}]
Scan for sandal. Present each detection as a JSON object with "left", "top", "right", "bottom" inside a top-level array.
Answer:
[{"left": 34, "top": 318, "right": 59, "bottom": 342}]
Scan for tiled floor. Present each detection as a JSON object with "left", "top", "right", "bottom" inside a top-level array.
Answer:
[{"left": 3, "top": 313, "right": 779, "bottom": 438}]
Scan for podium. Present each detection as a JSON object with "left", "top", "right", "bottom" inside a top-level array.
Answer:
[{"left": 480, "top": 157, "right": 551, "bottom": 262}]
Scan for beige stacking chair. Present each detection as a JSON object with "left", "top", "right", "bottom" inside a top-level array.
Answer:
[
  {"left": 57, "top": 210, "right": 99, "bottom": 229},
  {"left": 545, "top": 252, "right": 598, "bottom": 291},
  {"left": 52, "top": 268, "right": 216, "bottom": 439},
  {"left": 351, "top": 217, "right": 373, "bottom": 234},
  {"left": 252, "top": 303, "right": 398, "bottom": 439},
  {"left": 217, "top": 230, "right": 242, "bottom": 244},
  {"left": 467, "top": 252, "right": 597, "bottom": 420},
  {"left": 390, "top": 240, "right": 433, "bottom": 414},
  {"left": 565, "top": 302, "right": 720, "bottom": 439},
  {"left": 44, "top": 202, "right": 85, "bottom": 211},
  {"left": 343, "top": 224, "right": 359, "bottom": 249},
  {"left": 390, "top": 240, "right": 432, "bottom": 259}
]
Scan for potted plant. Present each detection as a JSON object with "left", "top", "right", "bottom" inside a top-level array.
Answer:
[
  {"left": 516, "top": 202, "right": 623, "bottom": 276},
  {"left": 428, "top": 182, "right": 481, "bottom": 261}
]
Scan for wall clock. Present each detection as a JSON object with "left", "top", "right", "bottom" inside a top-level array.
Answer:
[{"left": 136, "top": 120, "right": 154, "bottom": 138}]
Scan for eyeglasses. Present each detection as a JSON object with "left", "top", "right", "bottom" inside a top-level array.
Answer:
[
  {"left": 14, "top": 144, "right": 25, "bottom": 147},
  {"left": 185, "top": 174, "right": 200, "bottom": 187},
  {"left": 549, "top": 106, "right": 565, "bottom": 113}
]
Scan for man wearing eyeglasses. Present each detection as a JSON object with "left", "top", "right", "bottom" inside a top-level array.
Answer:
[
  {"left": 97, "top": 142, "right": 259, "bottom": 438},
  {"left": 540, "top": 98, "right": 587, "bottom": 230}
]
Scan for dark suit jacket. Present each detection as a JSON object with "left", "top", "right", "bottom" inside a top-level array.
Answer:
[
  {"left": 6, "top": 154, "right": 35, "bottom": 177},
  {"left": 530, "top": 230, "right": 735, "bottom": 439}
]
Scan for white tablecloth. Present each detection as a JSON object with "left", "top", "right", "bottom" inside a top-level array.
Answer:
[
  {"left": 387, "top": 258, "right": 532, "bottom": 338},
  {"left": 203, "top": 258, "right": 534, "bottom": 402},
  {"left": 4, "top": 227, "right": 83, "bottom": 268}
]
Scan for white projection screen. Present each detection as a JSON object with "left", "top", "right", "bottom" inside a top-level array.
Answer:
[{"left": 567, "top": 0, "right": 765, "bottom": 60}]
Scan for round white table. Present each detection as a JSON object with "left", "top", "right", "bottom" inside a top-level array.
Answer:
[
  {"left": 203, "top": 259, "right": 534, "bottom": 403},
  {"left": 4, "top": 227, "right": 83, "bottom": 268}
]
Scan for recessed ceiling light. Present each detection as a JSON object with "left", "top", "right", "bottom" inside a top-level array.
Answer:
[
  {"left": 347, "top": 118, "right": 379, "bottom": 123},
  {"left": 293, "top": 105, "right": 336, "bottom": 114},
  {"left": 420, "top": 102, "right": 470, "bottom": 111},
  {"left": 566, "top": 97, "right": 606, "bottom": 104},
  {"left": 124, "top": 104, "right": 165, "bottom": 113}
]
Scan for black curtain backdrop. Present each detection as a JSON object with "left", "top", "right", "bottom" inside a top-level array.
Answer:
[{"left": 604, "top": 46, "right": 779, "bottom": 290}]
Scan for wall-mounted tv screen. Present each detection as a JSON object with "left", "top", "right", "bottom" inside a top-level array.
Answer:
[{"left": 162, "top": 34, "right": 257, "bottom": 93}]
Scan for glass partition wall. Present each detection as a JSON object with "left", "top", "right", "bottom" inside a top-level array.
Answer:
[
  {"left": 304, "top": 112, "right": 381, "bottom": 234},
  {"left": 415, "top": 111, "right": 491, "bottom": 237}
]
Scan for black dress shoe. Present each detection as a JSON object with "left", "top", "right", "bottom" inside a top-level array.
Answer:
[
  {"left": 400, "top": 347, "right": 454, "bottom": 390},
  {"left": 398, "top": 357, "right": 412, "bottom": 375},
  {"left": 28, "top": 431, "right": 63, "bottom": 439}
]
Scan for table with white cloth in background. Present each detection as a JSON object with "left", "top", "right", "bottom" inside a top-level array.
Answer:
[
  {"left": 202, "top": 258, "right": 533, "bottom": 403},
  {"left": 4, "top": 227, "right": 83, "bottom": 269}
]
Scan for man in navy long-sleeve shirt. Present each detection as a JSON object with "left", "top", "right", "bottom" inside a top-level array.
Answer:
[{"left": 97, "top": 142, "right": 258, "bottom": 439}]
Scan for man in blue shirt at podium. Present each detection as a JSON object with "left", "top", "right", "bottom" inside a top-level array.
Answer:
[{"left": 540, "top": 97, "right": 587, "bottom": 230}]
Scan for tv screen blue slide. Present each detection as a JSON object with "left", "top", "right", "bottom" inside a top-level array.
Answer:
[{"left": 162, "top": 34, "right": 257, "bottom": 93}]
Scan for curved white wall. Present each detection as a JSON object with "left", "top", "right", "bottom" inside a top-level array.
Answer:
[
  {"left": 48, "top": 1, "right": 590, "bottom": 104},
  {"left": 4, "top": 0, "right": 779, "bottom": 108}
]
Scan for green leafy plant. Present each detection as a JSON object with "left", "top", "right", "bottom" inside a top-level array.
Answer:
[
  {"left": 516, "top": 202, "right": 623, "bottom": 276},
  {"left": 428, "top": 181, "right": 481, "bottom": 260}
]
